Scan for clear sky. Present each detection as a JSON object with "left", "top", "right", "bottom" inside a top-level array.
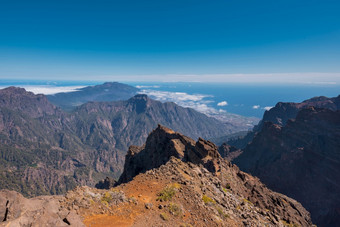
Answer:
[{"left": 1, "top": 0, "right": 340, "bottom": 82}]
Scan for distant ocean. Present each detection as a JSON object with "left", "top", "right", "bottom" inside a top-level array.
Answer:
[{"left": 1, "top": 79, "right": 340, "bottom": 118}]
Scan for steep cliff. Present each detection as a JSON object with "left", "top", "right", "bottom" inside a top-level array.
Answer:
[{"left": 234, "top": 107, "right": 340, "bottom": 226}]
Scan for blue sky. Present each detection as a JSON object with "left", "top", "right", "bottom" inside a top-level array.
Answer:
[{"left": 1, "top": 0, "right": 340, "bottom": 82}]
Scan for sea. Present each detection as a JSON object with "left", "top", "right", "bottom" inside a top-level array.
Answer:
[{"left": 1, "top": 79, "right": 339, "bottom": 118}]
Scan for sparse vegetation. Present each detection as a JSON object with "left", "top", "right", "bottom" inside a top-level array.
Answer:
[
  {"left": 281, "top": 220, "right": 300, "bottom": 227},
  {"left": 101, "top": 192, "right": 112, "bottom": 203},
  {"left": 101, "top": 200, "right": 109, "bottom": 207},
  {"left": 222, "top": 187, "right": 229, "bottom": 193},
  {"left": 157, "top": 183, "right": 180, "bottom": 202},
  {"left": 168, "top": 202, "right": 182, "bottom": 217},
  {"left": 242, "top": 198, "right": 253, "bottom": 205},
  {"left": 160, "top": 212, "right": 169, "bottom": 221},
  {"left": 202, "top": 194, "right": 216, "bottom": 205},
  {"left": 216, "top": 207, "right": 229, "bottom": 219}
]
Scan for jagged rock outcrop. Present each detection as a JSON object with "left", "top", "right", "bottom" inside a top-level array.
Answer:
[
  {"left": 260, "top": 95, "right": 340, "bottom": 128},
  {"left": 234, "top": 107, "right": 340, "bottom": 226},
  {"left": 218, "top": 143, "right": 243, "bottom": 161},
  {"left": 117, "top": 125, "right": 313, "bottom": 226},
  {"left": 95, "top": 177, "right": 117, "bottom": 189},
  {"left": 119, "top": 124, "right": 221, "bottom": 183}
]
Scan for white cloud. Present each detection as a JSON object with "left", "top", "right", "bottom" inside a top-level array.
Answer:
[
  {"left": 252, "top": 105, "right": 260, "bottom": 109},
  {"left": 138, "top": 89, "right": 219, "bottom": 115},
  {"left": 263, "top": 106, "right": 274, "bottom": 111},
  {"left": 219, "top": 109, "right": 226, "bottom": 113},
  {"left": 136, "top": 85, "right": 160, "bottom": 89},
  {"left": 0, "top": 85, "right": 86, "bottom": 95},
  {"left": 217, "top": 101, "right": 228, "bottom": 106}
]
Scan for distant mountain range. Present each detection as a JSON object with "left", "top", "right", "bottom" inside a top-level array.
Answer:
[
  {"left": 47, "top": 82, "right": 139, "bottom": 111},
  {"left": 225, "top": 95, "right": 340, "bottom": 226},
  {"left": 0, "top": 85, "right": 237, "bottom": 197}
]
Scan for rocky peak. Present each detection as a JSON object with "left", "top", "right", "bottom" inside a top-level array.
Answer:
[
  {"left": 115, "top": 125, "right": 312, "bottom": 226},
  {"left": 0, "top": 86, "right": 58, "bottom": 118},
  {"left": 261, "top": 95, "right": 340, "bottom": 128},
  {"left": 119, "top": 124, "right": 222, "bottom": 183},
  {"left": 127, "top": 94, "right": 151, "bottom": 114}
]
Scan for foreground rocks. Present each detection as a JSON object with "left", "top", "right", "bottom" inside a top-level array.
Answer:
[
  {"left": 0, "top": 190, "right": 83, "bottom": 227},
  {"left": 0, "top": 125, "right": 314, "bottom": 226}
]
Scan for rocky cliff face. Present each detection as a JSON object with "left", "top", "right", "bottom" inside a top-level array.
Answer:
[
  {"left": 0, "top": 87, "right": 60, "bottom": 118},
  {"left": 234, "top": 107, "right": 340, "bottom": 226},
  {"left": 0, "top": 125, "right": 313, "bottom": 227},
  {"left": 226, "top": 95, "right": 340, "bottom": 149},
  {"left": 218, "top": 143, "right": 243, "bottom": 161},
  {"left": 119, "top": 124, "right": 221, "bottom": 183},
  {"left": 260, "top": 95, "right": 340, "bottom": 128},
  {"left": 0, "top": 87, "right": 235, "bottom": 197}
]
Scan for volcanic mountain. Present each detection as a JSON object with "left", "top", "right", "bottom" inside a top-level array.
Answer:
[
  {"left": 0, "top": 87, "right": 235, "bottom": 197},
  {"left": 47, "top": 82, "right": 139, "bottom": 111},
  {"left": 0, "top": 125, "right": 313, "bottom": 227}
]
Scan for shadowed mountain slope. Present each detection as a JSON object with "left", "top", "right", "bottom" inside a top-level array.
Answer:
[
  {"left": 226, "top": 95, "right": 340, "bottom": 149},
  {"left": 0, "top": 87, "right": 235, "bottom": 197},
  {"left": 233, "top": 107, "right": 340, "bottom": 226}
]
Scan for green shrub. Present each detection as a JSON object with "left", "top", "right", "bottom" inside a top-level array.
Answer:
[
  {"left": 101, "top": 192, "right": 112, "bottom": 203},
  {"left": 160, "top": 212, "right": 169, "bottom": 221},
  {"left": 242, "top": 198, "right": 253, "bottom": 205},
  {"left": 202, "top": 194, "right": 216, "bottom": 205},
  {"left": 216, "top": 207, "right": 229, "bottom": 219},
  {"left": 157, "top": 183, "right": 180, "bottom": 202},
  {"left": 168, "top": 202, "right": 182, "bottom": 217}
]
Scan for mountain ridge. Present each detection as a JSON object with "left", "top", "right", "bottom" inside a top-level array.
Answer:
[
  {"left": 233, "top": 105, "right": 340, "bottom": 226},
  {"left": 0, "top": 125, "right": 313, "bottom": 227},
  {"left": 0, "top": 86, "right": 236, "bottom": 197}
]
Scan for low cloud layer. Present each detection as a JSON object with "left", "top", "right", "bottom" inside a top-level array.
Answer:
[
  {"left": 0, "top": 85, "right": 86, "bottom": 95},
  {"left": 138, "top": 89, "right": 221, "bottom": 115},
  {"left": 136, "top": 85, "right": 160, "bottom": 89},
  {"left": 263, "top": 106, "right": 273, "bottom": 111},
  {"left": 217, "top": 101, "right": 228, "bottom": 106}
]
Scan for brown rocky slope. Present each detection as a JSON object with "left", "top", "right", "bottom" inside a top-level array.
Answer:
[{"left": 1, "top": 125, "right": 313, "bottom": 226}]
